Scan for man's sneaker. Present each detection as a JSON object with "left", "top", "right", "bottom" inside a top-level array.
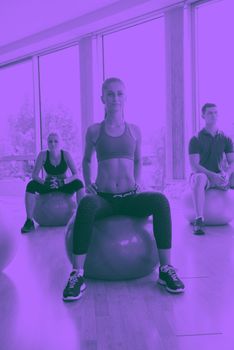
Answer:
[
  {"left": 21, "top": 219, "right": 35, "bottom": 233},
  {"left": 158, "top": 265, "right": 185, "bottom": 293},
  {"left": 193, "top": 217, "right": 205, "bottom": 235},
  {"left": 63, "top": 271, "right": 86, "bottom": 302}
]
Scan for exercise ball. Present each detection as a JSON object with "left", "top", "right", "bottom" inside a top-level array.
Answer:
[
  {"left": 65, "top": 215, "right": 158, "bottom": 280},
  {"left": 0, "top": 205, "right": 18, "bottom": 272},
  {"left": 34, "top": 192, "right": 76, "bottom": 227},
  {"left": 182, "top": 189, "right": 234, "bottom": 225}
]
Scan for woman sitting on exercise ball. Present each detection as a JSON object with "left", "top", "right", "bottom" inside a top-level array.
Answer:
[
  {"left": 21, "top": 132, "right": 84, "bottom": 233},
  {"left": 63, "top": 77, "right": 185, "bottom": 301}
]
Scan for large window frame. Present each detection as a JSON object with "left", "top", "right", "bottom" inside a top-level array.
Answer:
[
  {"left": 182, "top": 0, "right": 219, "bottom": 179},
  {"left": 0, "top": 58, "right": 36, "bottom": 179},
  {"left": 100, "top": 15, "right": 167, "bottom": 191},
  {"left": 0, "top": 43, "right": 85, "bottom": 179},
  {"left": 190, "top": 0, "right": 225, "bottom": 133},
  {"left": 0, "top": 2, "right": 191, "bottom": 184}
]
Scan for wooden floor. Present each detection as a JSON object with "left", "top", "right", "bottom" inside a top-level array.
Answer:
[{"left": 0, "top": 194, "right": 234, "bottom": 350}]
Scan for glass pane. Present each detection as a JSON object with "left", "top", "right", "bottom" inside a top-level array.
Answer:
[
  {"left": 0, "top": 60, "right": 35, "bottom": 179},
  {"left": 196, "top": 0, "right": 234, "bottom": 137},
  {"left": 103, "top": 17, "right": 166, "bottom": 190},
  {"left": 0, "top": 159, "right": 35, "bottom": 180},
  {"left": 39, "top": 46, "right": 82, "bottom": 176}
]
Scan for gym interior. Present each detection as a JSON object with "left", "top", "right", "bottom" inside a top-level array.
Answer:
[{"left": 0, "top": 0, "right": 233, "bottom": 349}]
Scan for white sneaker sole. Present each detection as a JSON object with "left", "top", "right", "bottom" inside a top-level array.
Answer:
[
  {"left": 157, "top": 278, "right": 185, "bottom": 294},
  {"left": 63, "top": 283, "right": 87, "bottom": 301}
]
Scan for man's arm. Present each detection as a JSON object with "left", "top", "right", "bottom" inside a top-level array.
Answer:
[
  {"left": 189, "top": 154, "right": 215, "bottom": 177},
  {"left": 225, "top": 153, "right": 234, "bottom": 178},
  {"left": 189, "top": 136, "right": 218, "bottom": 178},
  {"left": 189, "top": 154, "right": 228, "bottom": 186}
]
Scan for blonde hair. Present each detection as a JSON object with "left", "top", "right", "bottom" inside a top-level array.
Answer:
[
  {"left": 102, "top": 77, "right": 125, "bottom": 119},
  {"left": 102, "top": 77, "right": 125, "bottom": 96}
]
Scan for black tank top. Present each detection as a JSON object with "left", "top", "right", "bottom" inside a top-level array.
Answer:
[{"left": 43, "top": 150, "right": 68, "bottom": 176}]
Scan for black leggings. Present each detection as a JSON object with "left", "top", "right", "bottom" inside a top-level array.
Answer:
[
  {"left": 72, "top": 191, "right": 172, "bottom": 255},
  {"left": 26, "top": 179, "right": 84, "bottom": 195}
]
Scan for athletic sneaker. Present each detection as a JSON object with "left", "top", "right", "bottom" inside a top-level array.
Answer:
[
  {"left": 193, "top": 217, "right": 205, "bottom": 235},
  {"left": 21, "top": 219, "right": 35, "bottom": 233},
  {"left": 158, "top": 265, "right": 185, "bottom": 293},
  {"left": 63, "top": 271, "right": 86, "bottom": 301}
]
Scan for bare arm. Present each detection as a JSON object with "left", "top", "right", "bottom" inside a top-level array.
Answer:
[
  {"left": 189, "top": 154, "right": 215, "bottom": 177},
  {"left": 132, "top": 125, "right": 142, "bottom": 185},
  {"left": 189, "top": 153, "right": 228, "bottom": 186},
  {"left": 82, "top": 125, "right": 97, "bottom": 189},
  {"left": 63, "top": 151, "right": 79, "bottom": 184},
  {"left": 188, "top": 136, "right": 216, "bottom": 177},
  {"left": 32, "top": 151, "right": 45, "bottom": 184},
  {"left": 225, "top": 152, "right": 234, "bottom": 178}
]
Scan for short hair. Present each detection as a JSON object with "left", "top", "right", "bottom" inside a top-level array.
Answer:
[
  {"left": 102, "top": 77, "right": 125, "bottom": 95},
  {"left": 201, "top": 103, "right": 217, "bottom": 114}
]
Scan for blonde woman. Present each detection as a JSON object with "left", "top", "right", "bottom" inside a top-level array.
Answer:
[
  {"left": 63, "top": 78, "right": 185, "bottom": 301},
  {"left": 21, "top": 132, "right": 84, "bottom": 233}
]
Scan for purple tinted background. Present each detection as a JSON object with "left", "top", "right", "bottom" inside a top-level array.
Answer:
[
  {"left": 103, "top": 18, "right": 166, "bottom": 190},
  {"left": 0, "top": 0, "right": 234, "bottom": 349},
  {"left": 39, "top": 46, "right": 82, "bottom": 177},
  {"left": 196, "top": 0, "right": 234, "bottom": 138}
]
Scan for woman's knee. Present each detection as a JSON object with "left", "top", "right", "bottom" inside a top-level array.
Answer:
[
  {"left": 77, "top": 195, "right": 102, "bottom": 216},
  {"left": 72, "top": 179, "right": 84, "bottom": 191},
  {"left": 26, "top": 180, "right": 37, "bottom": 193},
  {"left": 190, "top": 173, "right": 208, "bottom": 189},
  {"left": 144, "top": 192, "right": 171, "bottom": 212}
]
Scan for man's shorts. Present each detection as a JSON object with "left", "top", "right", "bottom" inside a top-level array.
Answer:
[{"left": 189, "top": 173, "right": 230, "bottom": 191}]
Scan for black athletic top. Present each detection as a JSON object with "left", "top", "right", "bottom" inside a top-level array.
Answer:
[
  {"left": 43, "top": 150, "right": 68, "bottom": 176},
  {"left": 189, "top": 128, "right": 233, "bottom": 173}
]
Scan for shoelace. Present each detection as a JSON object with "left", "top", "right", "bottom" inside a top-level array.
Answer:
[
  {"left": 162, "top": 266, "right": 179, "bottom": 281},
  {"left": 167, "top": 268, "right": 179, "bottom": 281},
  {"left": 68, "top": 274, "right": 79, "bottom": 289}
]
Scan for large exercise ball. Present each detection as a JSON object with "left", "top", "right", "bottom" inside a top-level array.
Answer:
[
  {"left": 182, "top": 189, "right": 234, "bottom": 225},
  {"left": 34, "top": 193, "right": 76, "bottom": 227},
  {"left": 0, "top": 205, "right": 18, "bottom": 272},
  {"left": 65, "top": 215, "right": 158, "bottom": 280}
]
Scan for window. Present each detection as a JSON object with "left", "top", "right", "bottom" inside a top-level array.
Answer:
[
  {"left": 39, "top": 46, "right": 82, "bottom": 176},
  {"left": 195, "top": 0, "right": 234, "bottom": 137},
  {"left": 0, "top": 60, "right": 35, "bottom": 179},
  {"left": 102, "top": 17, "right": 166, "bottom": 190}
]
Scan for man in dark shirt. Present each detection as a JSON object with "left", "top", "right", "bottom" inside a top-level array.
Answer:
[{"left": 189, "top": 103, "right": 234, "bottom": 235}]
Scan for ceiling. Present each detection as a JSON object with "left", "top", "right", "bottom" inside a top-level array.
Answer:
[
  {"left": 0, "top": 0, "right": 120, "bottom": 47},
  {"left": 0, "top": 0, "right": 194, "bottom": 52}
]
